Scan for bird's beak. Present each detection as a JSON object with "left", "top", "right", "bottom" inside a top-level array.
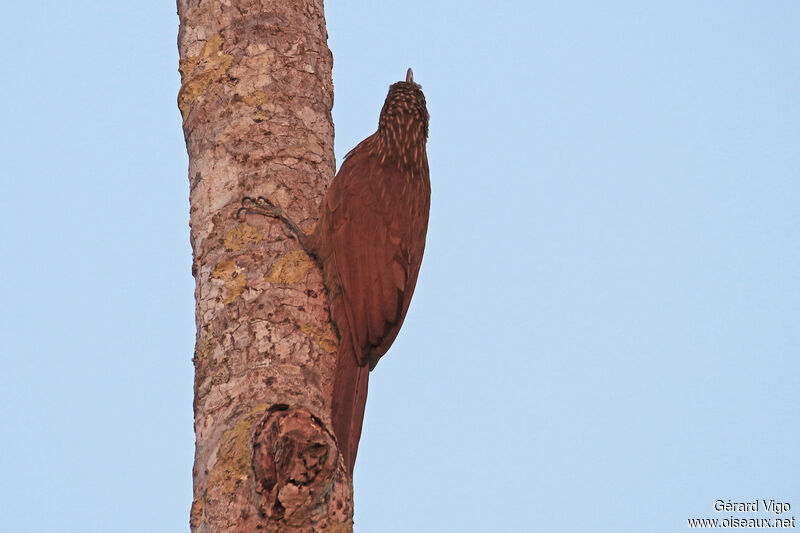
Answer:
[{"left": 406, "top": 68, "right": 414, "bottom": 83}]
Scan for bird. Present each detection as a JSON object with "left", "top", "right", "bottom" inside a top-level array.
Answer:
[{"left": 240, "top": 68, "right": 430, "bottom": 473}]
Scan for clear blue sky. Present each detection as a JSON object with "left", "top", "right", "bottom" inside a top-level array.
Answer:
[{"left": 1, "top": 2, "right": 798, "bottom": 531}]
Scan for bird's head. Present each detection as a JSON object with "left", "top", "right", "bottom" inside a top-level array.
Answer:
[{"left": 378, "top": 68, "right": 429, "bottom": 142}]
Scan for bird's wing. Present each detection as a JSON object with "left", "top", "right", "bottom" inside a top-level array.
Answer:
[{"left": 325, "top": 145, "right": 422, "bottom": 369}]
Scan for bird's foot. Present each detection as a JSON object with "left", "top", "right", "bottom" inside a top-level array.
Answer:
[
  {"left": 238, "top": 196, "right": 285, "bottom": 222},
  {"left": 237, "top": 196, "right": 312, "bottom": 255}
]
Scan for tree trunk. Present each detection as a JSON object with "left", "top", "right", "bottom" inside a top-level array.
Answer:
[{"left": 177, "top": 1, "right": 353, "bottom": 530}]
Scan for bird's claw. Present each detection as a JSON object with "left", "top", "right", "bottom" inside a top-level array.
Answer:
[
  {"left": 236, "top": 195, "right": 311, "bottom": 255},
  {"left": 238, "top": 196, "right": 279, "bottom": 220}
]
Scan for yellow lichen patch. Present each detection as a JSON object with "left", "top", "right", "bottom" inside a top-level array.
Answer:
[
  {"left": 265, "top": 250, "right": 314, "bottom": 285},
  {"left": 242, "top": 90, "right": 270, "bottom": 107},
  {"left": 193, "top": 331, "right": 214, "bottom": 366},
  {"left": 206, "top": 403, "right": 270, "bottom": 495},
  {"left": 299, "top": 323, "right": 338, "bottom": 354},
  {"left": 252, "top": 110, "right": 270, "bottom": 122},
  {"left": 241, "top": 90, "right": 278, "bottom": 122},
  {"left": 223, "top": 223, "right": 264, "bottom": 252},
  {"left": 277, "top": 364, "right": 302, "bottom": 376},
  {"left": 189, "top": 497, "right": 204, "bottom": 528},
  {"left": 319, "top": 521, "right": 355, "bottom": 533},
  {"left": 178, "top": 33, "right": 234, "bottom": 121},
  {"left": 212, "top": 259, "right": 247, "bottom": 304}
]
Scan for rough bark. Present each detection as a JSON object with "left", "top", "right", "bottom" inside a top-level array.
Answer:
[{"left": 177, "top": 1, "right": 352, "bottom": 530}]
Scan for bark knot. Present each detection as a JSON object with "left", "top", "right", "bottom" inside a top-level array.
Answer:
[{"left": 252, "top": 405, "right": 340, "bottom": 525}]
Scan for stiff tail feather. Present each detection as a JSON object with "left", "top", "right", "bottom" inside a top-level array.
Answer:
[{"left": 331, "top": 331, "right": 370, "bottom": 473}]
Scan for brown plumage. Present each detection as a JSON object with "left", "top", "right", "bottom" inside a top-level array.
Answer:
[{"left": 240, "top": 69, "right": 430, "bottom": 473}]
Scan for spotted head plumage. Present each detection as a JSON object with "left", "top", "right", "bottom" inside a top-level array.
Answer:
[{"left": 376, "top": 68, "right": 429, "bottom": 168}]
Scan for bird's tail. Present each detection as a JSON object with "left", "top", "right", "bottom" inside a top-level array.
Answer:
[{"left": 331, "top": 331, "right": 370, "bottom": 473}]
